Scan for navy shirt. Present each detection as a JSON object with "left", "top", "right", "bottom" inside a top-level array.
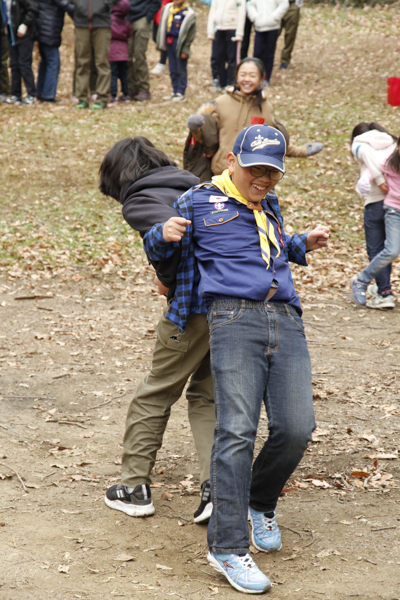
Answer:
[
  {"left": 191, "top": 185, "right": 302, "bottom": 314},
  {"left": 167, "top": 7, "right": 187, "bottom": 37}
]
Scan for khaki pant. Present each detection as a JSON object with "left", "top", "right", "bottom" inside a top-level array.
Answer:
[
  {"left": 75, "top": 27, "right": 111, "bottom": 104},
  {"left": 128, "top": 16, "right": 151, "bottom": 96},
  {"left": 1, "top": 33, "right": 10, "bottom": 95},
  {"left": 280, "top": 3, "right": 301, "bottom": 66},
  {"left": 121, "top": 312, "right": 215, "bottom": 488}
]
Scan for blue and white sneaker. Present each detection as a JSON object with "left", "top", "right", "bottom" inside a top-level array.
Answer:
[
  {"left": 351, "top": 279, "right": 368, "bottom": 305},
  {"left": 248, "top": 507, "right": 282, "bottom": 553},
  {"left": 207, "top": 552, "right": 271, "bottom": 594}
]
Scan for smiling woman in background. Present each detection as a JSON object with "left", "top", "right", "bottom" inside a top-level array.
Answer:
[{"left": 185, "top": 57, "right": 324, "bottom": 181}]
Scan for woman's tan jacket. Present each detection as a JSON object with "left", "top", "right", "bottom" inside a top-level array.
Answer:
[{"left": 209, "top": 87, "right": 307, "bottom": 176}]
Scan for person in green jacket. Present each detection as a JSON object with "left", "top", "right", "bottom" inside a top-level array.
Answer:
[{"left": 157, "top": 0, "right": 196, "bottom": 101}]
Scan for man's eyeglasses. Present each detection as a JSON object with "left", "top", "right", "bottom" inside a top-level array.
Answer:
[{"left": 249, "top": 165, "right": 285, "bottom": 182}]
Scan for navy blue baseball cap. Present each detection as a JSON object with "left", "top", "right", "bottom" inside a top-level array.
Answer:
[{"left": 232, "top": 125, "right": 286, "bottom": 173}]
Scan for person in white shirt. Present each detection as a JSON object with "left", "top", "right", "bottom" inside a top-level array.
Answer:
[
  {"left": 207, "top": 0, "right": 246, "bottom": 88},
  {"left": 247, "top": 0, "right": 288, "bottom": 84}
]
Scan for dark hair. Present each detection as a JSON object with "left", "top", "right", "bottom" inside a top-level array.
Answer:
[
  {"left": 99, "top": 136, "right": 175, "bottom": 202},
  {"left": 350, "top": 122, "right": 396, "bottom": 145},
  {"left": 233, "top": 57, "right": 266, "bottom": 110},
  {"left": 387, "top": 135, "right": 400, "bottom": 173}
]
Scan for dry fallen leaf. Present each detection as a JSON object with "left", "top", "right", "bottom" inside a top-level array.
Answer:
[
  {"left": 114, "top": 553, "right": 135, "bottom": 562},
  {"left": 58, "top": 565, "right": 70, "bottom": 574}
]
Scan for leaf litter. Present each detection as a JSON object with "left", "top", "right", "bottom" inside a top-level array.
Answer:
[{"left": 1, "top": 4, "right": 400, "bottom": 599}]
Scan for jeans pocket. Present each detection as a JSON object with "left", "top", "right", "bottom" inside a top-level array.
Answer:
[
  {"left": 286, "top": 310, "right": 305, "bottom": 333},
  {"left": 208, "top": 307, "right": 244, "bottom": 331}
]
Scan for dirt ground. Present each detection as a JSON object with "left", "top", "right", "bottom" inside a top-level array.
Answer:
[
  {"left": 1, "top": 2, "right": 400, "bottom": 599},
  {"left": 1, "top": 270, "right": 400, "bottom": 600}
]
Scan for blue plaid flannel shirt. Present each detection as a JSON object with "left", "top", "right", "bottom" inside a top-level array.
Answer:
[{"left": 143, "top": 186, "right": 308, "bottom": 332}]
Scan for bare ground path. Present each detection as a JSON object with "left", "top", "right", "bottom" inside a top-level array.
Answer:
[{"left": 0, "top": 273, "right": 399, "bottom": 600}]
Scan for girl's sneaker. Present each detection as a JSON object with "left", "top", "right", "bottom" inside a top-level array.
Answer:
[
  {"left": 22, "top": 95, "right": 35, "bottom": 105},
  {"left": 5, "top": 95, "right": 22, "bottom": 104},
  {"left": 118, "top": 95, "right": 130, "bottom": 102},
  {"left": 172, "top": 93, "right": 185, "bottom": 102},
  {"left": 366, "top": 293, "right": 395, "bottom": 309},
  {"left": 109, "top": 96, "right": 117, "bottom": 103}
]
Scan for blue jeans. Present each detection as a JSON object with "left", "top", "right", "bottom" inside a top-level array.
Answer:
[
  {"left": 207, "top": 300, "right": 315, "bottom": 555},
  {"left": 363, "top": 201, "right": 392, "bottom": 294},
  {"left": 359, "top": 206, "right": 400, "bottom": 286},
  {"left": 167, "top": 37, "right": 187, "bottom": 95},
  {"left": 37, "top": 43, "right": 60, "bottom": 100}
]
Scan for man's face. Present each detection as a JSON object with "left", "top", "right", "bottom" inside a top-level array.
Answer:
[
  {"left": 173, "top": 0, "right": 185, "bottom": 6},
  {"left": 227, "top": 154, "right": 276, "bottom": 203}
]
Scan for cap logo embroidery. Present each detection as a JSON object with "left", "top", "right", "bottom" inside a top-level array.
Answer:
[{"left": 250, "top": 135, "right": 280, "bottom": 151}]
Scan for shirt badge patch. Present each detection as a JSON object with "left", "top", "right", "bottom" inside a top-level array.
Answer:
[
  {"left": 213, "top": 202, "right": 226, "bottom": 211},
  {"left": 209, "top": 195, "right": 229, "bottom": 203}
]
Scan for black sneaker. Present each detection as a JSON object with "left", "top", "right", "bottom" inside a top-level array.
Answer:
[
  {"left": 194, "top": 479, "right": 213, "bottom": 523},
  {"left": 105, "top": 483, "right": 155, "bottom": 517}
]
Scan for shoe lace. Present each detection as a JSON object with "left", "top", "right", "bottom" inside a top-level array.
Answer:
[
  {"left": 261, "top": 514, "right": 276, "bottom": 531},
  {"left": 238, "top": 554, "right": 255, "bottom": 569}
]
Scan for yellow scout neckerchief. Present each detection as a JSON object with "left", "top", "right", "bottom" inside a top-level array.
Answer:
[
  {"left": 211, "top": 169, "right": 280, "bottom": 268},
  {"left": 167, "top": 2, "right": 188, "bottom": 32}
]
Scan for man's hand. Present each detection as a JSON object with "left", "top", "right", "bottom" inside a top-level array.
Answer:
[
  {"left": 153, "top": 277, "right": 169, "bottom": 296},
  {"left": 180, "top": 52, "right": 188, "bottom": 59},
  {"left": 162, "top": 217, "right": 191, "bottom": 242},
  {"left": 305, "top": 225, "right": 330, "bottom": 251}
]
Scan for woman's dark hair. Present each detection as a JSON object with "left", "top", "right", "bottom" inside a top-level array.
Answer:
[
  {"left": 350, "top": 122, "right": 396, "bottom": 145},
  {"left": 233, "top": 57, "right": 266, "bottom": 110},
  {"left": 387, "top": 135, "right": 400, "bottom": 173},
  {"left": 99, "top": 136, "right": 175, "bottom": 202}
]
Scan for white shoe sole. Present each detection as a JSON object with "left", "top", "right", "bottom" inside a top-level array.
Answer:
[
  {"left": 104, "top": 495, "right": 155, "bottom": 517},
  {"left": 194, "top": 501, "right": 213, "bottom": 523},
  {"left": 366, "top": 301, "right": 395, "bottom": 309},
  {"left": 207, "top": 552, "right": 271, "bottom": 594}
]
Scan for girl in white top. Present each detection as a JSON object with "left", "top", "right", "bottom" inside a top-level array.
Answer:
[
  {"left": 350, "top": 122, "right": 397, "bottom": 309},
  {"left": 247, "top": 0, "right": 289, "bottom": 84}
]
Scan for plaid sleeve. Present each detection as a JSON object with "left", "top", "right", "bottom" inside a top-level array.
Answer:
[
  {"left": 143, "top": 223, "right": 179, "bottom": 261},
  {"left": 285, "top": 232, "right": 308, "bottom": 266}
]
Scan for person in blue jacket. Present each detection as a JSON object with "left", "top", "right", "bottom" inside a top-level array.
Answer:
[
  {"left": 36, "top": 0, "right": 74, "bottom": 102},
  {"left": 144, "top": 124, "right": 329, "bottom": 594}
]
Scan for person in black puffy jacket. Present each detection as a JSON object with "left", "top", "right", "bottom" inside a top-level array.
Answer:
[
  {"left": 3, "top": 0, "right": 39, "bottom": 105},
  {"left": 36, "top": 0, "right": 74, "bottom": 102}
]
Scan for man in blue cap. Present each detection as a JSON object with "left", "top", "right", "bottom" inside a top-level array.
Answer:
[{"left": 144, "top": 124, "right": 329, "bottom": 594}]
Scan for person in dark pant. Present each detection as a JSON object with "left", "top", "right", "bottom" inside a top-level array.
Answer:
[
  {"left": 278, "top": 0, "right": 302, "bottom": 69},
  {"left": 247, "top": 0, "right": 289, "bottom": 85},
  {"left": 3, "top": 0, "right": 38, "bottom": 104},
  {"left": 109, "top": 0, "right": 131, "bottom": 102},
  {"left": 207, "top": 0, "right": 246, "bottom": 88},
  {"left": 240, "top": 15, "right": 252, "bottom": 60},
  {"left": 36, "top": 0, "right": 74, "bottom": 102},
  {"left": 157, "top": 0, "right": 196, "bottom": 101}
]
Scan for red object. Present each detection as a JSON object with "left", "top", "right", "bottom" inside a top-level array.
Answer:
[
  {"left": 251, "top": 117, "right": 265, "bottom": 125},
  {"left": 154, "top": 0, "right": 173, "bottom": 26},
  {"left": 388, "top": 77, "right": 400, "bottom": 107}
]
